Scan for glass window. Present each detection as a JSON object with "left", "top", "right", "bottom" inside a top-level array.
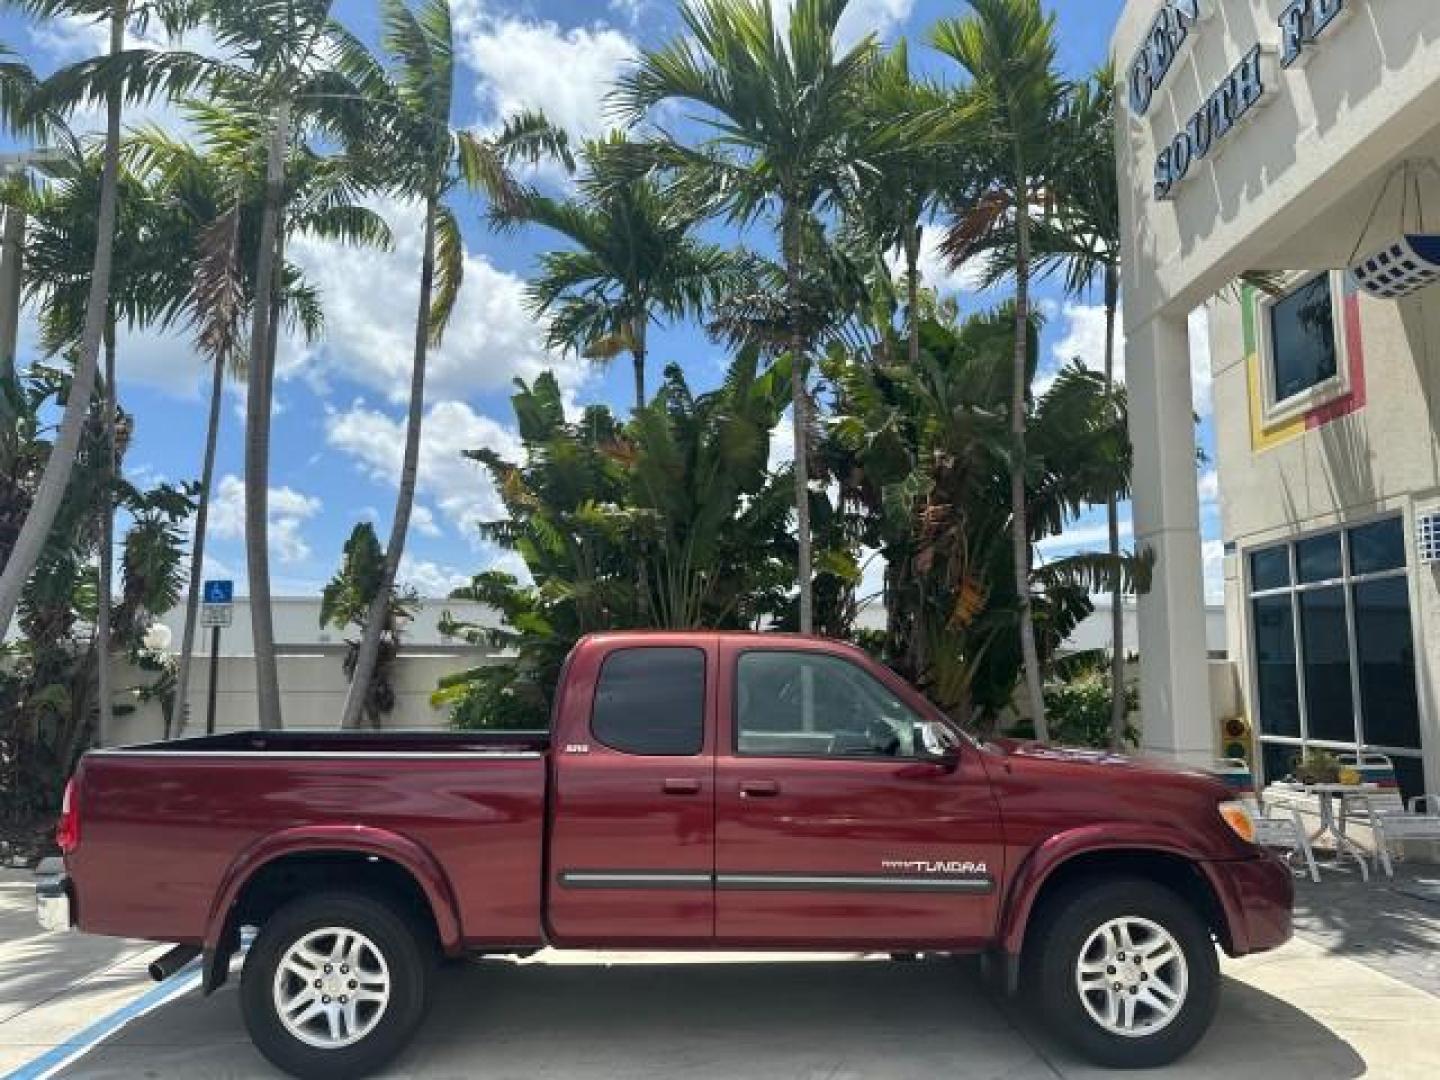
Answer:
[
  {"left": 1354, "top": 578, "right": 1421, "bottom": 750},
  {"left": 1249, "top": 517, "right": 1426, "bottom": 798},
  {"left": 1392, "top": 757, "right": 1427, "bottom": 807},
  {"left": 1349, "top": 518, "right": 1406, "bottom": 576},
  {"left": 1298, "top": 588, "right": 1355, "bottom": 743},
  {"left": 1261, "top": 742, "right": 1300, "bottom": 787},
  {"left": 1253, "top": 596, "right": 1300, "bottom": 738},
  {"left": 1268, "top": 274, "right": 1338, "bottom": 403},
  {"left": 1250, "top": 546, "right": 1291, "bottom": 591},
  {"left": 1296, "top": 533, "right": 1342, "bottom": 584},
  {"left": 736, "top": 651, "right": 921, "bottom": 759},
  {"left": 591, "top": 647, "right": 705, "bottom": 756}
]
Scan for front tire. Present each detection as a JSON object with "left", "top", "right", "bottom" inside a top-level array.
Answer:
[
  {"left": 241, "top": 891, "right": 431, "bottom": 1079},
  {"left": 1028, "top": 877, "right": 1219, "bottom": 1068}
]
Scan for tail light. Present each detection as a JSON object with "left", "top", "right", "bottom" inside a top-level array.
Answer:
[{"left": 56, "top": 778, "right": 80, "bottom": 854}]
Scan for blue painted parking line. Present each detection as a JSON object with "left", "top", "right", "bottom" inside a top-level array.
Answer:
[{"left": 3, "top": 959, "right": 203, "bottom": 1080}]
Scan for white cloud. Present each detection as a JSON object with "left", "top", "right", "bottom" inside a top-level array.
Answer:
[
  {"left": 325, "top": 398, "right": 522, "bottom": 541},
  {"left": 207, "top": 474, "right": 322, "bottom": 564},
  {"left": 1202, "top": 539, "right": 1225, "bottom": 605},
  {"left": 452, "top": 1, "right": 637, "bottom": 142},
  {"left": 1037, "top": 517, "right": 1134, "bottom": 557},
  {"left": 17, "top": 305, "right": 208, "bottom": 399},
  {"left": 770, "top": 0, "right": 914, "bottom": 47},
  {"left": 768, "top": 409, "right": 796, "bottom": 474},
  {"left": 607, "top": 0, "right": 648, "bottom": 27},
  {"left": 411, "top": 504, "right": 443, "bottom": 538},
  {"left": 1189, "top": 306, "right": 1214, "bottom": 417},
  {"left": 1050, "top": 302, "right": 1122, "bottom": 380},
  {"left": 1198, "top": 468, "right": 1219, "bottom": 505},
  {"left": 285, "top": 196, "right": 587, "bottom": 403},
  {"left": 398, "top": 556, "right": 471, "bottom": 598},
  {"left": 888, "top": 228, "right": 988, "bottom": 297}
]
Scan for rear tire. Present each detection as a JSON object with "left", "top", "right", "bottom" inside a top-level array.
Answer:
[
  {"left": 1027, "top": 877, "right": 1219, "bottom": 1068},
  {"left": 241, "top": 891, "right": 431, "bottom": 1079}
]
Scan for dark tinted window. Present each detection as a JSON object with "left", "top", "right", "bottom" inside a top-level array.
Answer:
[
  {"left": 1269, "top": 274, "right": 1338, "bottom": 402},
  {"left": 1298, "top": 587, "right": 1354, "bottom": 742},
  {"left": 591, "top": 647, "right": 704, "bottom": 756},
  {"left": 1253, "top": 595, "right": 1300, "bottom": 738},
  {"left": 1296, "top": 533, "right": 1342, "bottom": 583},
  {"left": 1349, "top": 518, "right": 1406, "bottom": 575},
  {"left": 736, "top": 651, "right": 920, "bottom": 759},
  {"left": 1354, "top": 578, "right": 1420, "bottom": 750},
  {"left": 1250, "top": 546, "right": 1290, "bottom": 591},
  {"left": 1261, "top": 742, "right": 1300, "bottom": 787}
]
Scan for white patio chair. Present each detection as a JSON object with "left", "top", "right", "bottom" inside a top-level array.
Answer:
[
  {"left": 1212, "top": 758, "right": 1320, "bottom": 883},
  {"left": 1337, "top": 753, "right": 1440, "bottom": 879}
]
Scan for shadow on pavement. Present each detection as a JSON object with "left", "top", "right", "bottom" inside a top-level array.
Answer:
[{"left": 48, "top": 956, "right": 1367, "bottom": 1079}]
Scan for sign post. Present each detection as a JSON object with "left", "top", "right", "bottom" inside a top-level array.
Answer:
[{"left": 200, "top": 581, "right": 233, "bottom": 736}]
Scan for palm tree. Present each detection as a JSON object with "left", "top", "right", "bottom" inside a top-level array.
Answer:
[
  {"left": 931, "top": 0, "right": 1070, "bottom": 741},
  {"left": 333, "top": 0, "right": 569, "bottom": 731},
  {"left": 175, "top": 0, "right": 385, "bottom": 729},
  {"left": 125, "top": 111, "right": 382, "bottom": 735},
  {"left": 617, "top": 0, "right": 879, "bottom": 635},
  {"left": 846, "top": 42, "right": 959, "bottom": 367},
  {"left": 495, "top": 131, "right": 744, "bottom": 412},
  {"left": 1030, "top": 66, "right": 1128, "bottom": 747},
  {"left": 321, "top": 522, "right": 416, "bottom": 729},
  {"left": 0, "top": 0, "right": 202, "bottom": 655}
]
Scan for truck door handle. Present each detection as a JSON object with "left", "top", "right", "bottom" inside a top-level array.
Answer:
[
  {"left": 740, "top": 780, "right": 781, "bottom": 798},
  {"left": 662, "top": 778, "right": 702, "bottom": 795}
]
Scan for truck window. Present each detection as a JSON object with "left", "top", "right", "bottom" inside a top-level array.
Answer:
[
  {"left": 735, "top": 651, "right": 921, "bottom": 759},
  {"left": 591, "top": 647, "right": 706, "bottom": 756}
]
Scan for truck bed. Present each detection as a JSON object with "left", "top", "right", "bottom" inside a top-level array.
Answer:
[
  {"left": 69, "top": 729, "right": 549, "bottom": 950},
  {"left": 121, "top": 728, "right": 551, "bottom": 755}
]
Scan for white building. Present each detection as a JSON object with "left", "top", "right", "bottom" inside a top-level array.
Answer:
[{"left": 1114, "top": 0, "right": 1440, "bottom": 800}]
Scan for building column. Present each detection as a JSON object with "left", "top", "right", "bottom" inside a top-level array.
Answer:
[{"left": 1127, "top": 311, "right": 1214, "bottom": 764}]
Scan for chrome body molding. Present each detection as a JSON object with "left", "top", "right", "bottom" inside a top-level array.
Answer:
[{"left": 558, "top": 870, "right": 995, "bottom": 893}]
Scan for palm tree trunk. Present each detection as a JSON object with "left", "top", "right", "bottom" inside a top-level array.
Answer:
[
  {"left": 783, "top": 203, "right": 814, "bottom": 635},
  {"left": 245, "top": 95, "right": 290, "bottom": 731},
  {"left": 340, "top": 192, "right": 437, "bottom": 730},
  {"left": 0, "top": 4, "right": 126, "bottom": 639},
  {"left": 96, "top": 316, "right": 116, "bottom": 746},
  {"left": 1011, "top": 189, "right": 1048, "bottom": 743},
  {"left": 905, "top": 221, "right": 922, "bottom": 367},
  {"left": 172, "top": 350, "right": 226, "bottom": 738},
  {"left": 1103, "top": 262, "right": 1127, "bottom": 750},
  {"left": 631, "top": 318, "right": 647, "bottom": 411}
]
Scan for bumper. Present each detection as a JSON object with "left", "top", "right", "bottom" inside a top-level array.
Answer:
[
  {"left": 1204, "top": 853, "right": 1294, "bottom": 955},
  {"left": 35, "top": 857, "right": 75, "bottom": 933}
]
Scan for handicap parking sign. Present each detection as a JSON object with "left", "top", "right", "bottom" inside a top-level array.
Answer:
[{"left": 203, "top": 580, "right": 234, "bottom": 604}]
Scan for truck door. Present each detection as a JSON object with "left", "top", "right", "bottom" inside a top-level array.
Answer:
[
  {"left": 714, "top": 643, "right": 1003, "bottom": 948},
  {"left": 546, "top": 641, "right": 716, "bottom": 946}
]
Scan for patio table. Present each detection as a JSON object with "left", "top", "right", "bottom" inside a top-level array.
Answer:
[{"left": 1299, "top": 783, "right": 1379, "bottom": 881}]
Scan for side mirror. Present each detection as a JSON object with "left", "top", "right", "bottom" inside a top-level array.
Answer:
[{"left": 915, "top": 721, "right": 963, "bottom": 771}]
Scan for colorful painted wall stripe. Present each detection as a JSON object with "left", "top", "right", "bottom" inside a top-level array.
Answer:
[{"left": 1243, "top": 275, "right": 1367, "bottom": 453}]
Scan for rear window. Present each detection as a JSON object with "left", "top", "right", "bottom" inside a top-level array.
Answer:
[{"left": 591, "top": 647, "right": 705, "bottom": 756}]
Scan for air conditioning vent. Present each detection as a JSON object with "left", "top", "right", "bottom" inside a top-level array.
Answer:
[{"left": 1419, "top": 509, "right": 1440, "bottom": 565}]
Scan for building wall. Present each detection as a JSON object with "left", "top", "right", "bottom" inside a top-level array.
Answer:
[
  {"left": 108, "top": 651, "right": 508, "bottom": 746},
  {"left": 1209, "top": 282, "right": 1440, "bottom": 791}
]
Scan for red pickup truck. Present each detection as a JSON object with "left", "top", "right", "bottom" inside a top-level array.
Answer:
[{"left": 38, "top": 632, "right": 1292, "bottom": 1077}]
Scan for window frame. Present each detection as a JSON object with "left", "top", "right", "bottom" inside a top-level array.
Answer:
[
  {"left": 1244, "top": 513, "right": 1425, "bottom": 788},
  {"left": 729, "top": 647, "right": 940, "bottom": 764},
  {"left": 1256, "top": 269, "right": 1351, "bottom": 426},
  {"left": 589, "top": 645, "right": 708, "bottom": 758}
]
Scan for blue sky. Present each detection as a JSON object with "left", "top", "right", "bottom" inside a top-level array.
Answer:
[{"left": 2, "top": 0, "right": 1223, "bottom": 605}]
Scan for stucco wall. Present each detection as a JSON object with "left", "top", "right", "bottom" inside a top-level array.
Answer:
[
  {"left": 107, "top": 652, "right": 507, "bottom": 746},
  {"left": 1208, "top": 284, "right": 1440, "bottom": 789}
]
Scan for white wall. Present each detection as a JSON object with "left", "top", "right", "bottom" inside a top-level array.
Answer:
[{"left": 109, "top": 651, "right": 509, "bottom": 746}]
